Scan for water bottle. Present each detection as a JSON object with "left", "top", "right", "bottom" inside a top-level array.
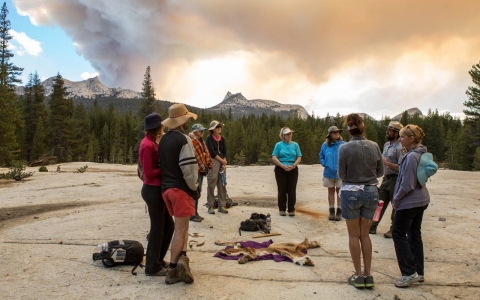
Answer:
[
  {"left": 219, "top": 170, "right": 227, "bottom": 186},
  {"left": 373, "top": 201, "right": 384, "bottom": 222},
  {"left": 265, "top": 213, "right": 271, "bottom": 232}
]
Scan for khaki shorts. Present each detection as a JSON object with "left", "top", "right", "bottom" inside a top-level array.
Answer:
[{"left": 322, "top": 177, "right": 342, "bottom": 188}]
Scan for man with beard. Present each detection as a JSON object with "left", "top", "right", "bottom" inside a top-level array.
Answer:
[
  {"left": 369, "top": 121, "right": 404, "bottom": 238},
  {"left": 159, "top": 103, "right": 199, "bottom": 284}
]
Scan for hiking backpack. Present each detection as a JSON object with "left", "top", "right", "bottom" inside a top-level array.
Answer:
[
  {"left": 92, "top": 240, "right": 145, "bottom": 275},
  {"left": 239, "top": 213, "right": 270, "bottom": 236}
]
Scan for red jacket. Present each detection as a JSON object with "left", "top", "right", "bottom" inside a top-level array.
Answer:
[{"left": 139, "top": 134, "right": 161, "bottom": 186}]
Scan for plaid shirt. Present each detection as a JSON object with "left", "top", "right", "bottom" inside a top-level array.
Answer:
[{"left": 188, "top": 132, "right": 213, "bottom": 173}]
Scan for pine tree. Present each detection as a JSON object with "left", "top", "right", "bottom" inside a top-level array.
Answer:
[
  {"left": 464, "top": 61, "right": 480, "bottom": 168},
  {"left": 71, "top": 103, "right": 90, "bottom": 161},
  {"left": 473, "top": 147, "right": 480, "bottom": 171},
  {"left": 48, "top": 73, "right": 74, "bottom": 162},
  {"left": 22, "top": 71, "right": 47, "bottom": 162},
  {"left": 0, "top": 2, "right": 23, "bottom": 165},
  {"left": 31, "top": 117, "right": 45, "bottom": 161},
  {"left": 137, "top": 66, "right": 156, "bottom": 119}
]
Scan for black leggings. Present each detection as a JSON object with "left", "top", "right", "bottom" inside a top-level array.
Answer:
[
  {"left": 274, "top": 166, "right": 299, "bottom": 213},
  {"left": 141, "top": 184, "right": 174, "bottom": 274}
]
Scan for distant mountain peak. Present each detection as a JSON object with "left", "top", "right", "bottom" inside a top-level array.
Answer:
[{"left": 210, "top": 91, "right": 309, "bottom": 119}]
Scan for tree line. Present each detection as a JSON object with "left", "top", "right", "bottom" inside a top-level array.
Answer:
[{"left": 1, "top": 2, "right": 480, "bottom": 170}]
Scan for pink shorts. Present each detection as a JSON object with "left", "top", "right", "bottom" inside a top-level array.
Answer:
[{"left": 162, "top": 188, "right": 195, "bottom": 217}]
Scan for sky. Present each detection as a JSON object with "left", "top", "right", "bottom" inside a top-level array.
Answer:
[{"left": 6, "top": 0, "right": 480, "bottom": 119}]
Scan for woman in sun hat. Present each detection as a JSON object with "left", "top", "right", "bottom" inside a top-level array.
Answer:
[
  {"left": 205, "top": 120, "right": 229, "bottom": 214},
  {"left": 139, "top": 113, "right": 174, "bottom": 276},
  {"left": 391, "top": 124, "right": 431, "bottom": 288},
  {"left": 272, "top": 127, "right": 302, "bottom": 216},
  {"left": 319, "top": 125, "right": 345, "bottom": 221},
  {"left": 338, "top": 114, "right": 383, "bottom": 289}
]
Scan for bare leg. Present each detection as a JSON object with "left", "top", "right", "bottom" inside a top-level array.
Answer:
[
  {"left": 346, "top": 218, "right": 362, "bottom": 275},
  {"left": 359, "top": 217, "right": 373, "bottom": 275},
  {"left": 170, "top": 217, "right": 189, "bottom": 264},
  {"left": 328, "top": 187, "right": 335, "bottom": 206}
]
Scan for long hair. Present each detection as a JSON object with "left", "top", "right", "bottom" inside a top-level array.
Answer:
[
  {"left": 343, "top": 114, "right": 365, "bottom": 136},
  {"left": 326, "top": 134, "right": 343, "bottom": 147}
]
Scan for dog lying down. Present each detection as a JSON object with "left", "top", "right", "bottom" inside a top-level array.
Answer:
[{"left": 215, "top": 238, "right": 320, "bottom": 266}]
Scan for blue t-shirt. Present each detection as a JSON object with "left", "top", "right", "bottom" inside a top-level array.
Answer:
[{"left": 272, "top": 141, "right": 302, "bottom": 165}]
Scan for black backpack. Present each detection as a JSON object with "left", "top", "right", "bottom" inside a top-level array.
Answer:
[
  {"left": 239, "top": 213, "right": 269, "bottom": 235},
  {"left": 92, "top": 240, "right": 145, "bottom": 275}
]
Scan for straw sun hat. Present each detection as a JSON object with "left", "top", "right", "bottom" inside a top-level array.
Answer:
[{"left": 161, "top": 103, "right": 197, "bottom": 129}]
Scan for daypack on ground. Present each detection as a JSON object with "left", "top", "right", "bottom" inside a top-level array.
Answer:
[
  {"left": 239, "top": 213, "right": 269, "bottom": 236},
  {"left": 92, "top": 240, "right": 144, "bottom": 275}
]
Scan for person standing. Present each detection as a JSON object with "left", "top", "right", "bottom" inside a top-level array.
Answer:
[
  {"left": 319, "top": 125, "right": 345, "bottom": 221},
  {"left": 188, "top": 123, "right": 213, "bottom": 222},
  {"left": 370, "top": 121, "right": 404, "bottom": 238},
  {"left": 158, "top": 104, "right": 199, "bottom": 284},
  {"left": 139, "top": 113, "right": 174, "bottom": 276},
  {"left": 272, "top": 127, "right": 302, "bottom": 216},
  {"left": 392, "top": 124, "right": 431, "bottom": 288},
  {"left": 205, "top": 120, "right": 228, "bottom": 214},
  {"left": 338, "top": 114, "right": 384, "bottom": 289}
]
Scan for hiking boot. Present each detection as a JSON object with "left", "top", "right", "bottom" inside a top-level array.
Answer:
[
  {"left": 348, "top": 274, "right": 365, "bottom": 288},
  {"left": 189, "top": 216, "right": 202, "bottom": 222},
  {"left": 208, "top": 207, "right": 215, "bottom": 214},
  {"left": 218, "top": 206, "right": 229, "bottom": 214},
  {"left": 196, "top": 214, "right": 204, "bottom": 220},
  {"left": 364, "top": 275, "right": 374, "bottom": 288},
  {"left": 165, "top": 259, "right": 194, "bottom": 284},
  {"left": 369, "top": 224, "right": 377, "bottom": 234},
  {"left": 288, "top": 211, "right": 295, "bottom": 217},
  {"left": 146, "top": 267, "right": 168, "bottom": 276},
  {"left": 279, "top": 211, "right": 286, "bottom": 216},
  {"left": 384, "top": 229, "right": 393, "bottom": 239},
  {"left": 395, "top": 273, "right": 420, "bottom": 288},
  {"left": 335, "top": 208, "right": 342, "bottom": 221},
  {"left": 328, "top": 208, "right": 335, "bottom": 221}
]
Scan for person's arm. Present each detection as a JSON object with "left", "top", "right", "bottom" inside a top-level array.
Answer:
[
  {"left": 392, "top": 154, "right": 418, "bottom": 205},
  {"left": 140, "top": 141, "right": 161, "bottom": 181},
  {"left": 376, "top": 144, "right": 385, "bottom": 178},
  {"left": 319, "top": 143, "right": 326, "bottom": 166},
  {"left": 272, "top": 156, "right": 290, "bottom": 171},
  {"left": 337, "top": 146, "right": 346, "bottom": 181},
  {"left": 292, "top": 142, "right": 302, "bottom": 168},
  {"left": 179, "top": 138, "right": 199, "bottom": 191}
]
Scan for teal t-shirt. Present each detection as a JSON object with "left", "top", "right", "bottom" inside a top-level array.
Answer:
[{"left": 272, "top": 141, "right": 302, "bottom": 165}]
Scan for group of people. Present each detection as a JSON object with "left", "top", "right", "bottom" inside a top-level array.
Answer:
[
  {"left": 139, "top": 104, "right": 432, "bottom": 289},
  {"left": 313, "top": 114, "right": 431, "bottom": 288},
  {"left": 271, "top": 114, "right": 431, "bottom": 289},
  {"left": 139, "top": 103, "right": 230, "bottom": 284}
]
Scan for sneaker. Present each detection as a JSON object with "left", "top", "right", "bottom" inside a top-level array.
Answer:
[
  {"left": 384, "top": 230, "right": 392, "bottom": 239},
  {"left": 395, "top": 273, "right": 420, "bottom": 288},
  {"left": 146, "top": 267, "right": 168, "bottom": 276},
  {"left": 364, "top": 275, "right": 374, "bottom": 288},
  {"left": 196, "top": 215, "right": 204, "bottom": 220},
  {"left": 279, "top": 211, "right": 286, "bottom": 216},
  {"left": 334, "top": 208, "right": 342, "bottom": 221},
  {"left": 369, "top": 224, "right": 377, "bottom": 234},
  {"left": 218, "top": 206, "right": 229, "bottom": 214},
  {"left": 208, "top": 207, "right": 215, "bottom": 214},
  {"left": 288, "top": 211, "right": 295, "bottom": 217},
  {"left": 165, "top": 259, "right": 194, "bottom": 284},
  {"left": 348, "top": 274, "right": 365, "bottom": 288},
  {"left": 189, "top": 216, "right": 202, "bottom": 222},
  {"left": 418, "top": 275, "right": 424, "bottom": 282},
  {"left": 328, "top": 208, "right": 335, "bottom": 221}
]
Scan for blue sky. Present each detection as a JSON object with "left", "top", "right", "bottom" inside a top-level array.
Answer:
[{"left": 6, "top": 0, "right": 97, "bottom": 84}]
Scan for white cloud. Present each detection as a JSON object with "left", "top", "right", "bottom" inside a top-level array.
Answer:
[
  {"left": 81, "top": 71, "right": 99, "bottom": 80},
  {"left": 9, "top": 29, "right": 42, "bottom": 56}
]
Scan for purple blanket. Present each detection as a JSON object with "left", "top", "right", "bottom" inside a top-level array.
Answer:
[{"left": 214, "top": 239, "right": 307, "bottom": 263}]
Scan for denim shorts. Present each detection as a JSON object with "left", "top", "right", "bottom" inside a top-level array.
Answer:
[{"left": 341, "top": 185, "right": 379, "bottom": 220}]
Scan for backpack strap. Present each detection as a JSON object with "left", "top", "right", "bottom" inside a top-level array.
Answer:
[{"left": 131, "top": 263, "right": 144, "bottom": 276}]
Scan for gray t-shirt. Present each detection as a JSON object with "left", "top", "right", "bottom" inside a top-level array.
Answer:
[{"left": 383, "top": 140, "right": 404, "bottom": 176}]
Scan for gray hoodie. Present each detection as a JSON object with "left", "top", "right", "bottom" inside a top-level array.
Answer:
[{"left": 392, "top": 145, "right": 430, "bottom": 210}]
